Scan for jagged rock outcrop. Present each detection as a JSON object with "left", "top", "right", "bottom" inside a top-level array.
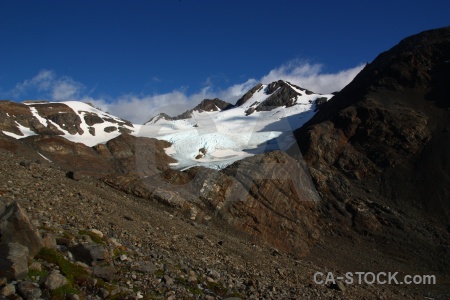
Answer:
[
  {"left": 103, "top": 150, "right": 322, "bottom": 255},
  {"left": 213, "top": 151, "right": 321, "bottom": 253},
  {"left": 0, "top": 202, "right": 44, "bottom": 257}
]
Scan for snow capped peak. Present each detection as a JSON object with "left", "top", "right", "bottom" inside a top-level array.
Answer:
[
  {"left": 1, "top": 79, "right": 334, "bottom": 170},
  {"left": 137, "top": 79, "right": 334, "bottom": 170},
  {"left": 145, "top": 113, "right": 173, "bottom": 125}
]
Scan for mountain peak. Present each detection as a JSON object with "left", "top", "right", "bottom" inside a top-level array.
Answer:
[
  {"left": 235, "top": 83, "right": 264, "bottom": 106},
  {"left": 146, "top": 112, "right": 173, "bottom": 124},
  {"left": 173, "top": 98, "right": 233, "bottom": 120},
  {"left": 234, "top": 80, "right": 328, "bottom": 115},
  {"left": 235, "top": 80, "right": 318, "bottom": 110}
]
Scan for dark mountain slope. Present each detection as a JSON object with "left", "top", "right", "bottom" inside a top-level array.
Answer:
[{"left": 292, "top": 26, "right": 450, "bottom": 272}]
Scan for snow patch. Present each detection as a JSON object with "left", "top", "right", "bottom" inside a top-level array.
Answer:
[
  {"left": 38, "top": 152, "right": 52, "bottom": 162},
  {"left": 137, "top": 88, "right": 332, "bottom": 169},
  {"left": 2, "top": 122, "right": 38, "bottom": 139}
]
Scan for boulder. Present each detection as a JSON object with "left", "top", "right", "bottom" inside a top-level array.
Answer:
[
  {"left": 44, "top": 271, "right": 68, "bottom": 290},
  {"left": 0, "top": 283, "right": 16, "bottom": 297},
  {"left": 70, "top": 243, "right": 109, "bottom": 266},
  {"left": 17, "top": 281, "right": 42, "bottom": 299},
  {"left": 92, "top": 265, "right": 116, "bottom": 282},
  {"left": 0, "top": 243, "right": 29, "bottom": 280},
  {"left": 0, "top": 202, "right": 43, "bottom": 257},
  {"left": 132, "top": 261, "right": 156, "bottom": 273}
]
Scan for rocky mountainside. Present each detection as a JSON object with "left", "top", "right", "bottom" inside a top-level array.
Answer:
[
  {"left": 292, "top": 26, "right": 450, "bottom": 274},
  {"left": 0, "top": 101, "right": 136, "bottom": 147},
  {"left": 3, "top": 148, "right": 434, "bottom": 300},
  {"left": 0, "top": 27, "right": 449, "bottom": 299}
]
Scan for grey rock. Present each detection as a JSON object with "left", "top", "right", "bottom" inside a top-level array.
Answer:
[
  {"left": 66, "top": 294, "right": 80, "bottom": 300},
  {"left": 334, "top": 281, "right": 346, "bottom": 293},
  {"left": 132, "top": 261, "right": 155, "bottom": 273},
  {"left": 66, "top": 171, "right": 82, "bottom": 181},
  {"left": 98, "top": 288, "right": 109, "bottom": 298},
  {"left": 40, "top": 232, "right": 57, "bottom": 249},
  {"left": 17, "top": 281, "right": 42, "bottom": 299},
  {"left": 0, "top": 283, "right": 16, "bottom": 297},
  {"left": 92, "top": 265, "right": 116, "bottom": 283},
  {"left": 70, "top": 243, "right": 108, "bottom": 265},
  {"left": 44, "top": 271, "right": 68, "bottom": 290},
  {"left": 0, "top": 202, "right": 44, "bottom": 257},
  {"left": 29, "top": 262, "right": 42, "bottom": 272},
  {"left": 162, "top": 275, "right": 174, "bottom": 285},
  {"left": 0, "top": 243, "right": 29, "bottom": 280},
  {"left": 207, "top": 269, "right": 221, "bottom": 279}
]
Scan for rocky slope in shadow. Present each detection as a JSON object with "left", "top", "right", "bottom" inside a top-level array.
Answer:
[{"left": 291, "top": 26, "right": 450, "bottom": 272}]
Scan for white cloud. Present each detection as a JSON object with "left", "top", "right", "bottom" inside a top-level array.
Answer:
[
  {"left": 199, "top": 60, "right": 364, "bottom": 104},
  {"left": 5, "top": 61, "right": 363, "bottom": 124},
  {"left": 216, "top": 78, "right": 258, "bottom": 101},
  {"left": 84, "top": 86, "right": 214, "bottom": 124},
  {"left": 51, "top": 79, "right": 84, "bottom": 100},
  {"left": 11, "top": 69, "right": 85, "bottom": 100},
  {"left": 11, "top": 70, "right": 55, "bottom": 97},
  {"left": 260, "top": 60, "right": 364, "bottom": 94}
]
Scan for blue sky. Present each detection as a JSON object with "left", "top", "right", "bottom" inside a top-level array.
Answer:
[{"left": 0, "top": 0, "right": 449, "bottom": 123}]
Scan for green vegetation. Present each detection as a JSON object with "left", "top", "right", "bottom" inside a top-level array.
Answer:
[
  {"left": 62, "top": 230, "right": 75, "bottom": 240},
  {"left": 78, "top": 230, "right": 106, "bottom": 245},
  {"left": 28, "top": 268, "right": 49, "bottom": 280},
  {"left": 50, "top": 284, "right": 79, "bottom": 300},
  {"left": 205, "top": 281, "right": 227, "bottom": 296},
  {"left": 112, "top": 246, "right": 129, "bottom": 259},
  {"left": 187, "top": 285, "right": 204, "bottom": 295},
  {"left": 36, "top": 248, "right": 89, "bottom": 284}
]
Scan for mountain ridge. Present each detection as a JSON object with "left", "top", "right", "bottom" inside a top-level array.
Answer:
[{"left": 291, "top": 26, "right": 450, "bottom": 275}]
